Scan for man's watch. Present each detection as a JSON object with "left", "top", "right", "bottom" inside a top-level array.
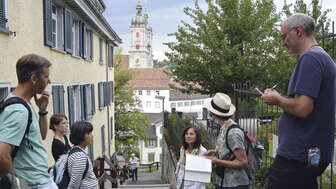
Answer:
[{"left": 38, "top": 110, "right": 48, "bottom": 116}]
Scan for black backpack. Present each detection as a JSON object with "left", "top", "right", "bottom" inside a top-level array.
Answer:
[
  {"left": 56, "top": 147, "right": 89, "bottom": 189},
  {"left": 0, "top": 97, "right": 33, "bottom": 188}
]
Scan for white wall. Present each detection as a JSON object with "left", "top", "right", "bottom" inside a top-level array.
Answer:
[
  {"left": 139, "top": 123, "right": 163, "bottom": 164},
  {"left": 134, "top": 89, "right": 170, "bottom": 113}
]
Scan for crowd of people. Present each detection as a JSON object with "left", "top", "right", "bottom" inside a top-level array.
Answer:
[{"left": 0, "top": 13, "right": 335, "bottom": 189}]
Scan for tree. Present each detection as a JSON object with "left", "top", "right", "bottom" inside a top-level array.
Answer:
[
  {"left": 114, "top": 50, "right": 149, "bottom": 154},
  {"left": 165, "top": 0, "right": 297, "bottom": 95},
  {"left": 282, "top": 0, "right": 333, "bottom": 56}
]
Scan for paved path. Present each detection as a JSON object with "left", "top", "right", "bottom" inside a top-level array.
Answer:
[{"left": 119, "top": 168, "right": 169, "bottom": 189}]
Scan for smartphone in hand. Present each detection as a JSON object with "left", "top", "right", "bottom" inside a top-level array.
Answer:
[{"left": 255, "top": 87, "right": 263, "bottom": 95}]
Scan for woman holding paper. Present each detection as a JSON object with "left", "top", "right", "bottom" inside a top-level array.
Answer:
[
  {"left": 174, "top": 126, "right": 207, "bottom": 189},
  {"left": 203, "top": 93, "right": 249, "bottom": 189}
]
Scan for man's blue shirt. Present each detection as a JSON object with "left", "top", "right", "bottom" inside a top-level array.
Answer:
[{"left": 278, "top": 47, "right": 336, "bottom": 163}]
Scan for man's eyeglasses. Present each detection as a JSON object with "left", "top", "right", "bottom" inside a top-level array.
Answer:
[{"left": 280, "top": 26, "right": 297, "bottom": 41}]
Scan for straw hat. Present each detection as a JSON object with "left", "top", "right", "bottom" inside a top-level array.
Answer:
[{"left": 206, "top": 93, "right": 236, "bottom": 117}]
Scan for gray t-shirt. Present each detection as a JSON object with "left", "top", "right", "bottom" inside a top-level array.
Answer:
[{"left": 214, "top": 125, "right": 249, "bottom": 187}]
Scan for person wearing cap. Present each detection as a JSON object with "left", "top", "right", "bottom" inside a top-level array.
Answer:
[
  {"left": 203, "top": 93, "right": 249, "bottom": 189},
  {"left": 129, "top": 153, "right": 139, "bottom": 181}
]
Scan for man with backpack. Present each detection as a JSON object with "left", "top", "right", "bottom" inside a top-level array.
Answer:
[
  {"left": 0, "top": 54, "right": 57, "bottom": 188},
  {"left": 204, "top": 93, "right": 251, "bottom": 189}
]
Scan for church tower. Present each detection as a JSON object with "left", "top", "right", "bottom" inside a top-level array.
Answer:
[{"left": 129, "top": 1, "right": 153, "bottom": 68}]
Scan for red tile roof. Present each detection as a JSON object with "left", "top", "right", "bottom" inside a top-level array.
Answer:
[{"left": 128, "top": 68, "right": 171, "bottom": 89}]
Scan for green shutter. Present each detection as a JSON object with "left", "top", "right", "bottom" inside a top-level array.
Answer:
[
  {"left": 0, "top": 0, "right": 6, "bottom": 28},
  {"left": 64, "top": 8, "right": 72, "bottom": 53},
  {"left": 79, "top": 21, "right": 83, "bottom": 57},
  {"left": 67, "top": 86, "right": 75, "bottom": 126},
  {"left": 80, "top": 85, "right": 86, "bottom": 120},
  {"left": 43, "top": 0, "right": 53, "bottom": 47},
  {"left": 91, "top": 84, "right": 95, "bottom": 115},
  {"left": 60, "top": 86, "right": 65, "bottom": 114},
  {"left": 52, "top": 86, "right": 59, "bottom": 114},
  {"left": 98, "top": 82, "right": 102, "bottom": 110}
]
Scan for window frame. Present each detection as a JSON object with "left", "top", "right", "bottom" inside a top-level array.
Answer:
[
  {"left": 51, "top": 84, "right": 65, "bottom": 115},
  {"left": 0, "top": 82, "right": 10, "bottom": 102}
]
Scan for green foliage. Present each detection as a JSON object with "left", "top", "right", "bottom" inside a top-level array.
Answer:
[
  {"left": 114, "top": 50, "right": 149, "bottom": 155},
  {"left": 165, "top": 0, "right": 294, "bottom": 95}
]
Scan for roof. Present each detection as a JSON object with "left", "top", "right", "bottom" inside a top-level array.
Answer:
[
  {"left": 144, "top": 125, "right": 157, "bottom": 139},
  {"left": 169, "top": 90, "right": 210, "bottom": 101},
  {"left": 128, "top": 68, "right": 170, "bottom": 90},
  {"left": 144, "top": 113, "right": 163, "bottom": 124}
]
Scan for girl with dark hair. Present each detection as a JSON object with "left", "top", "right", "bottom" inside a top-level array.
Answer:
[
  {"left": 50, "top": 114, "right": 70, "bottom": 161},
  {"left": 173, "top": 126, "right": 207, "bottom": 189},
  {"left": 67, "top": 121, "right": 98, "bottom": 188}
]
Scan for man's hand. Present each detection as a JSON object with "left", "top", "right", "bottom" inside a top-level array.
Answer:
[
  {"left": 206, "top": 155, "right": 218, "bottom": 164},
  {"left": 261, "top": 89, "right": 281, "bottom": 105},
  {"left": 34, "top": 91, "right": 50, "bottom": 112},
  {"left": 0, "top": 142, "right": 13, "bottom": 177},
  {"left": 203, "top": 149, "right": 216, "bottom": 157}
]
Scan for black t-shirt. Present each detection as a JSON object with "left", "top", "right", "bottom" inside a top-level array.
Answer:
[{"left": 52, "top": 135, "right": 71, "bottom": 162}]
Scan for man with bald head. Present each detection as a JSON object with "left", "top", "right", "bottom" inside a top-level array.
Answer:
[{"left": 261, "top": 14, "right": 336, "bottom": 189}]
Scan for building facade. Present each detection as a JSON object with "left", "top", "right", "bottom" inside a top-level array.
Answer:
[{"left": 0, "top": 0, "right": 121, "bottom": 165}]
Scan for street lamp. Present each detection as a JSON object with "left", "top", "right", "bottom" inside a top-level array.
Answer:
[{"left": 155, "top": 95, "right": 165, "bottom": 127}]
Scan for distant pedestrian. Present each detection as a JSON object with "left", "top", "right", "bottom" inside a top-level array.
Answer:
[
  {"left": 50, "top": 114, "right": 71, "bottom": 162},
  {"left": 261, "top": 13, "right": 336, "bottom": 189},
  {"left": 0, "top": 54, "right": 57, "bottom": 188},
  {"left": 129, "top": 153, "right": 139, "bottom": 181},
  {"left": 67, "top": 121, "right": 98, "bottom": 188},
  {"left": 173, "top": 126, "right": 207, "bottom": 189}
]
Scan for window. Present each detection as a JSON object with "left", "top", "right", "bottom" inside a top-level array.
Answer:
[
  {"left": 191, "top": 101, "right": 196, "bottom": 106},
  {"left": 184, "top": 101, "right": 190, "bottom": 106},
  {"left": 52, "top": 85, "right": 65, "bottom": 115},
  {"left": 147, "top": 139, "right": 157, "bottom": 148},
  {"left": 148, "top": 153, "right": 155, "bottom": 162},
  {"left": 0, "top": 83, "right": 10, "bottom": 101},
  {"left": 85, "top": 29, "right": 93, "bottom": 60},
  {"left": 146, "top": 101, "right": 151, "bottom": 108},
  {"left": 108, "top": 44, "right": 114, "bottom": 67},
  {"left": 88, "top": 143, "right": 94, "bottom": 160},
  {"left": 68, "top": 85, "right": 82, "bottom": 126},
  {"left": 197, "top": 101, "right": 202, "bottom": 105},
  {"left": 0, "top": 0, "right": 8, "bottom": 29},
  {"left": 81, "top": 84, "right": 95, "bottom": 119},
  {"left": 72, "top": 20, "right": 80, "bottom": 56},
  {"left": 155, "top": 101, "right": 160, "bottom": 109},
  {"left": 98, "top": 81, "right": 113, "bottom": 110},
  {"left": 101, "top": 125, "right": 106, "bottom": 154},
  {"left": 139, "top": 102, "right": 143, "bottom": 108},
  {"left": 159, "top": 139, "right": 162, "bottom": 147},
  {"left": 51, "top": 4, "right": 57, "bottom": 46},
  {"left": 155, "top": 91, "right": 160, "bottom": 96},
  {"left": 99, "top": 38, "right": 104, "bottom": 64},
  {"left": 177, "top": 102, "right": 183, "bottom": 107},
  {"left": 171, "top": 103, "right": 176, "bottom": 108},
  {"left": 146, "top": 90, "right": 151, "bottom": 96},
  {"left": 138, "top": 90, "right": 142, "bottom": 95}
]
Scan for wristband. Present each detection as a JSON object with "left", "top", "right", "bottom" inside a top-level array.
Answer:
[{"left": 38, "top": 111, "right": 48, "bottom": 116}]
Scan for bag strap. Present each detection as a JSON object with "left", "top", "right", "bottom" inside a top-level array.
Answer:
[
  {"left": 67, "top": 147, "right": 90, "bottom": 180},
  {"left": 0, "top": 97, "right": 33, "bottom": 159},
  {"left": 225, "top": 124, "right": 242, "bottom": 155}
]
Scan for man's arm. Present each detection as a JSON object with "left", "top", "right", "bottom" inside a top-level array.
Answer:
[
  {"left": 0, "top": 142, "right": 13, "bottom": 177},
  {"left": 39, "top": 115, "right": 48, "bottom": 140},
  {"left": 207, "top": 148, "right": 248, "bottom": 169},
  {"left": 261, "top": 90, "right": 314, "bottom": 118}
]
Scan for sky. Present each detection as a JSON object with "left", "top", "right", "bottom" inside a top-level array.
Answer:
[{"left": 103, "top": 0, "right": 336, "bottom": 61}]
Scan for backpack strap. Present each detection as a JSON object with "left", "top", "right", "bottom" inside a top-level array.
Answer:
[
  {"left": 67, "top": 147, "right": 90, "bottom": 180},
  {"left": 0, "top": 97, "right": 32, "bottom": 159},
  {"left": 225, "top": 124, "right": 243, "bottom": 155}
]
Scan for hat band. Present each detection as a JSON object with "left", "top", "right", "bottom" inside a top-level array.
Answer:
[{"left": 211, "top": 100, "right": 230, "bottom": 113}]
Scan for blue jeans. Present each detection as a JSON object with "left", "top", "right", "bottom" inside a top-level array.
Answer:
[
  {"left": 130, "top": 168, "right": 138, "bottom": 181},
  {"left": 215, "top": 185, "right": 249, "bottom": 189}
]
